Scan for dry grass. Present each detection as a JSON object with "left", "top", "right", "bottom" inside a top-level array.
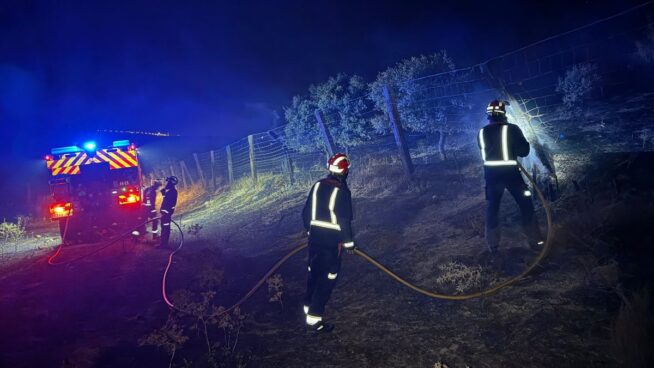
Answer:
[
  {"left": 174, "top": 183, "right": 207, "bottom": 213},
  {"left": 435, "top": 261, "right": 483, "bottom": 294}
]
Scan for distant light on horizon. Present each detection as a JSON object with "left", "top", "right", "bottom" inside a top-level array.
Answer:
[{"left": 97, "top": 129, "right": 179, "bottom": 137}]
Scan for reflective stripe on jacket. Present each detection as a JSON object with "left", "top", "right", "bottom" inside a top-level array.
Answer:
[
  {"left": 302, "top": 177, "right": 353, "bottom": 243},
  {"left": 478, "top": 122, "right": 530, "bottom": 166}
]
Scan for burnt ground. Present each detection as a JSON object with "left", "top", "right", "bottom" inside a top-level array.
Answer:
[{"left": 1, "top": 151, "right": 653, "bottom": 368}]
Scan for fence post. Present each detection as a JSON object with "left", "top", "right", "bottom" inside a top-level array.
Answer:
[
  {"left": 248, "top": 135, "right": 258, "bottom": 183},
  {"left": 180, "top": 161, "right": 195, "bottom": 188},
  {"left": 314, "top": 109, "right": 336, "bottom": 157},
  {"left": 169, "top": 164, "right": 176, "bottom": 180},
  {"left": 193, "top": 153, "right": 206, "bottom": 187},
  {"left": 285, "top": 154, "right": 295, "bottom": 185},
  {"left": 161, "top": 169, "right": 168, "bottom": 179},
  {"left": 210, "top": 150, "right": 216, "bottom": 189},
  {"left": 226, "top": 145, "right": 234, "bottom": 185},
  {"left": 177, "top": 162, "right": 187, "bottom": 188},
  {"left": 149, "top": 172, "right": 156, "bottom": 184},
  {"left": 383, "top": 84, "right": 414, "bottom": 178}
]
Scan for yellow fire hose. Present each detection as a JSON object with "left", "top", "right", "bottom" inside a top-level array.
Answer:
[{"left": 204, "top": 162, "right": 553, "bottom": 317}]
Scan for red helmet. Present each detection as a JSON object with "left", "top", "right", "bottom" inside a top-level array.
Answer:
[{"left": 327, "top": 153, "right": 351, "bottom": 175}]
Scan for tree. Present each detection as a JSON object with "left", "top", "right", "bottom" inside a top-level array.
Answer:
[
  {"left": 284, "top": 74, "right": 374, "bottom": 152},
  {"left": 368, "top": 51, "right": 468, "bottom": 135},
  {"left": 283, "top": 95, "right": 322, "bottom": 153}
]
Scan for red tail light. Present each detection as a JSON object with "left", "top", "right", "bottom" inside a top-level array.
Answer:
[
  {"left": 50, "top": 202, "right": 73, "bottom": 219},
  {"left": 118, "top": 187, "right": 141, "bottom": 205}
]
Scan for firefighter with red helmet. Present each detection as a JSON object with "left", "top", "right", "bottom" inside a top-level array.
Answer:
[
  {"left": 478, "top": 100, "right": 543, "bottom": 252},
  {"left": 301, "top": 153, "right": 355, "bottom": 334},
  {"left": 159, "top": 176, "right": 178, "bottom": 247}
]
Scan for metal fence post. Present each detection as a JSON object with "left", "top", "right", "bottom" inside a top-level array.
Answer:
[
  {"left": 383, "top": 84, "right": 414, "bottom": 178},
  {"left": 314, "top": 109, "right": 336, "bottom": 157},
  {"left": 178, "top": 162, "right": 187, "bottom": 188},
  {"left": 248, "top": 135, "right": 257, "bottom": 183},
  {"left": 210, "top": 150, "right": 216, "bottom": 189},
  {"left": 193, "top": 153, "right": 206, "bottom": 187},
  {"left": 226, "top": 145, "right": 234, "bottom": 185}
]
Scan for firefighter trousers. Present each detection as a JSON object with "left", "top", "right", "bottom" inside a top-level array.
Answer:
[
  {"left": 304, "top": 241, "right": 342, "bottom": 318},
  {"left": 160, "top": 211, "right": 173, "bottom": 247},
  {"left": 485, "top": 171, "right": 541, "bottom": 250},
  {"left": 149, "top": 209, "right": 159, "bottom": 237},
  {"left": 140, "top": 207, "right": 159, "bottom": 237}
]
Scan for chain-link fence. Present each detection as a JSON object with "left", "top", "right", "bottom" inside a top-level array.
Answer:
[{"left": 147, "top": 3, "right": 654, "bottom": 194}]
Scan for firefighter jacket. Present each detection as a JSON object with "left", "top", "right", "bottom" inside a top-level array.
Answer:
[
  {"left": 477, "top": 122, "right": 530, "bottom": 168},
  {"left": 302, "top": 176, "right": 354, "bottom": 246},
  {"left": 160, "top": 186, "right": 178, "bottom": 214},
  {"left": 143, "top": 185, "right": 158, "bottom": 208}
]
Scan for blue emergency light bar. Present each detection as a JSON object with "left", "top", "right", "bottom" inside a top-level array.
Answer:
[
  {"left": 112, "top": 140, "right": 130, "bottom": 147},
  {"left": 83, "top": 141, "right": 97, "bottom": 151},
  {"left": 51, "top": 146, "right": 83, "bottom": 155}
]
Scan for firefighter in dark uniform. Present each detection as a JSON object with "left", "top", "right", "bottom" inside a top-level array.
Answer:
[
  {"left": 143, "top": 180, "right": 162, "bottom": 240},
  {"left": 301, "top": 153, "right": 355, "bottom": 334},
  {"left": 159, "top": 176, "right": 178, "bottom": 247},
  {"left": 478, "top": 100, "right": 544, "bottom": 252}
]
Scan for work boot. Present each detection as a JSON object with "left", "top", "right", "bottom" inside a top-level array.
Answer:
[
  {"left": 306, "top": 321, "right": 334, "bottom": 335},
  {"left": 485, "top": 227, "right": 500, "bottom": 253}
]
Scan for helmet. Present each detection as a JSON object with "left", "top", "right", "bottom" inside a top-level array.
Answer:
[
  {"left": 166, "top": 176, "right": 179, "bottom": 185},
  {"left": 327, "top": 153, "right": 351, "bottom": 175},
  {"left": 486, "top": 99, "right": 509, "bottom": 121}
]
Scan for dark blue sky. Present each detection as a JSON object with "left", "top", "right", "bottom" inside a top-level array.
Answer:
[{"left": 0, "top": 0, "right": 644, "bottom": 156}]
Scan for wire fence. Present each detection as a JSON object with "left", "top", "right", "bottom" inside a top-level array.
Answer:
[{"left": 147, "top": 3, "right": 654, "bottom": 193}]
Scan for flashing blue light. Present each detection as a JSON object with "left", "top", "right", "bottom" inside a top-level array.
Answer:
[
  {"left": 83, "top": 141, "right": 97, "bottom": 151},
  {"left": 113, "top": 140, "right": 130, "bottom": 148},
  {"left": 51, "top": 146, "right": 83, "bottom": 155}
]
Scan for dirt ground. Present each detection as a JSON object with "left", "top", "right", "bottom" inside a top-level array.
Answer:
[{"left": 2, "top": 151, "right": 650, "bottom": 368}]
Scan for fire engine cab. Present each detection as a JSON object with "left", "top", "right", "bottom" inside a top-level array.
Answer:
[{"left": 45, "top": 140, "right": 144, "bottom": 244}]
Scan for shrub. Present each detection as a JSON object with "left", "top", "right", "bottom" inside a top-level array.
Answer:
[
  {"left": 267, "top": 273, "right": 284, "bottom": 309},
  {"left": 369, "top": 51, "right": 469, "bottom": 135},
  {"left": 138, "top": 317, "right": 189, "bottom": 368},
  {"left": 284, "top": 74, "right": 375, "bottom": 152},
  {"left": 0, "top": 220, "right": 26, "bottom": 242},
  {"left": 556, "top": 63, "right": 601, "bottom": 117},
  {"left": 435, "top": 261, "right": 482, "bottom": 294},
  {"left": 186, "top": 223, "right": 203, "bottom": 239}
]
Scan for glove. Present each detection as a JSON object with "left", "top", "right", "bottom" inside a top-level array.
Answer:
[{"left": 342, "top": 241, "right": 356, "bottom": 255}]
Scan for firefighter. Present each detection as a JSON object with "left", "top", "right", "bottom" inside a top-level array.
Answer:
[
  {"left": 478, "top": 100, "right": 544, "bottom": 253},
  {"left": 301, "top": 153, "right": 355, "bottom": 334},
  {"left": 159, "top": 176, "right": 178, "bottom": 248},
  {"left": 143, "top": 180, "right": 162, "bottom": 240}
]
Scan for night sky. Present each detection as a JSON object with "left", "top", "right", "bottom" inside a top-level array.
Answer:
[{"left": 0, "top": 0, "right": 645, "bottom": 194}]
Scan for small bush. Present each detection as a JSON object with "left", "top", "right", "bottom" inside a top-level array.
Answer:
[
  {"left": 556, "top": 63, "right": 601, "bottom": 118},
  {"left": 267, "top": 273, "right": 284, "bottom": 309},
  {"left": 186, "top": 223, "right": 203, "bottom": 239},
  {"left": 138, "top": 317, "right": 189, "bottom": 368},
  {"left": 435, "top": 261, "right": 482, "bottom": 294},
  {"left": 0, "top": 220, "right": 26, "bottom": 242}
]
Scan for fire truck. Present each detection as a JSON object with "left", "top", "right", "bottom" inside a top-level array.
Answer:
[{"left": 45, "top": 140, "right": 144, "bottom": 244}]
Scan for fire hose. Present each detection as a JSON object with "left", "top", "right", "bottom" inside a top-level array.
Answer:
[
  {"left": 185, "top": 162, "right": 553, "bottom": 319},
  {"left": 13, "top": 161, "right": 551, "bottom": 316}
]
